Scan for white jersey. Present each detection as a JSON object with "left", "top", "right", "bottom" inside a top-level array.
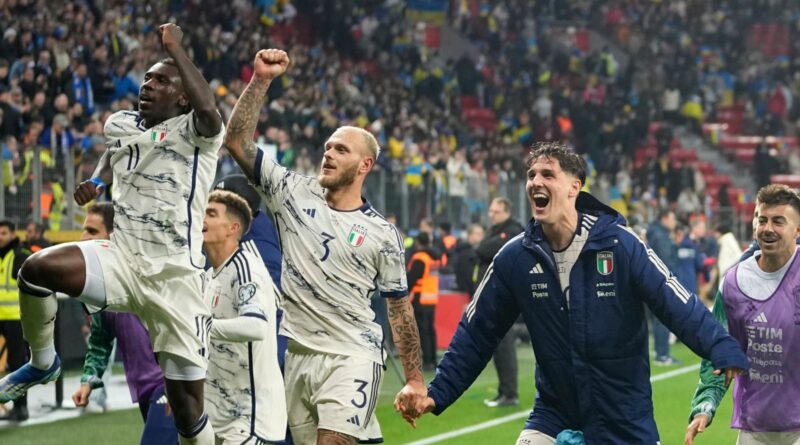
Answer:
[
  {"left": 254, "top": 151, "right": 408, "bottom": 364},
  {"left": 103, "top": 110, "right": 223, "bottom": 276},
  {"left": 204, "top": 248, "right": 287, "bottom": 442}
]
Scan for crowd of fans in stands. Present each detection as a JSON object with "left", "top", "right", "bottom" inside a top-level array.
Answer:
[{"left": 1, "top": 0, "right": 798, "bottom": 234}]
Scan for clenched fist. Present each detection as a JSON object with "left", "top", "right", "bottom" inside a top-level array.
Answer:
[
  {"left": 159, "top": 23, "right": 184, "bottom": 53},
  {"left": 252, "top": 49, "right": 290, "bottom": 82}
]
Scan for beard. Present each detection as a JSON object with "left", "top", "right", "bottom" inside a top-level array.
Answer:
[{"left": 318, "top": 162, "right": 359, "bottom": 190}]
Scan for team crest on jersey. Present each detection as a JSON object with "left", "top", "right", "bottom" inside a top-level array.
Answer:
[
  {"left": 597, "top": 251, "right": 614, "bottom": 275},
  {"left": 151, "top": 124, "right": 167, "bottom": 142},
  {"left": 348, "top": 224, "right": 368, "bottom": 247}
]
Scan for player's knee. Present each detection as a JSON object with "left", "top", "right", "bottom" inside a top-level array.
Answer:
[
  {"left": 18, "top": 260, "right": 53, "bottom": 298},
  {"left": 174, "top": 411, "right": 208, "bottom": 439}
]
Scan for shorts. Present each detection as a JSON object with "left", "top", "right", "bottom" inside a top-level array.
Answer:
[
  {"left": 213, "top": 419, "right": 254, "bottom": 445},
  {"left": 284, "top": 340, "right": 383, "bottom": 444},
  {"left": 737, "top": 431, "right": 800, "bottom": 445},
  {"left": 77, "top": 239, "right": 211, "bottom": 369},
  {"left": 516, "top": 429, "right": 556, "bottom": 445}
]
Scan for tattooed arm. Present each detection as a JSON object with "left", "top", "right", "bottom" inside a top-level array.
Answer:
[
  {"left": 223, "top": 49, "right": 290, "bottom": 180},
  {"left": 388, "top": 296, "right": 427, "bottom": 427}
]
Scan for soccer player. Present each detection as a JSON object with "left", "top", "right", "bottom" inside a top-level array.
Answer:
[
  {"left": 686, "top": 184, "right": 800, "bottom": 445},
  {"left": 0, "top": 23, "right": 223, "bottom": 444},
  {"left": 223, "top": 49, "right": 426, "bottom": 444},
  {"left": 202, "top": 190, "right": 286, "bottom": 444},
  {"left": 400, "top": 142, "right": 748, "bottom": 443},
  {"left": 71, "top": 202, "right": 177, "bottom": 445}
]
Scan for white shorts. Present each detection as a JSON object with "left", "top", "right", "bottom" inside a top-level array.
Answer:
[
  {"left": 516, "top": 429, "right": 556, "bottom": 445},
  {"left": 76, "top": 239, "right": 211, "bottom": 369},
  {"left": 737, "top": 431, "right": 800, "bottom": 445},
  {"left": 213, "top": 420, "right": 253, "bottom": 445},
  {"left": 284, "top": 340, "right": 383, "bottom": 444}
]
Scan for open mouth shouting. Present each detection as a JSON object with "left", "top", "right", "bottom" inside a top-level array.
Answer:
[{"left": 532, "top": 191, "right": 550, "bottom": 209}]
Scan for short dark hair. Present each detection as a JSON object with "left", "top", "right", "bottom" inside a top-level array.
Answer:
[
  {"left": 416, "top": 231, "right": 430, "bottom": 247},
  {"left": 757, "top": 184, "right": 800, "bottom": 215},
  {"left": 657, "top": 208, "right": 674, "bottom": 221},
  {"left": 87, "top": 202, "right": 114, "bottom": 233},
  {"left": 491, "top": 197, "right": 512, "bottom": 213},
  {"left": 525, "top": 142, "right": 586, "bottom": 185},
  {"left": 0, "top": 219, "right": 15, "bottom": 231},
  {"left": 209, "top": 190, "right": 253, "bottom": 238},
  {"left": 437, "top": 221, "right": 452, "bottom": 233},
  {"left": 26, "top": 220, "right": 47, "bottom": 235}
]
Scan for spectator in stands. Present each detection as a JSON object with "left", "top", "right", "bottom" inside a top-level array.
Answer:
[{"left": 647, "top": 209, "right": 681, "bottom": 365}]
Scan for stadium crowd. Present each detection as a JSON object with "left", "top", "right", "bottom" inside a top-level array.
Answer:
[{"left": 0, "top": 0, "right": 795, "bottom": 236}]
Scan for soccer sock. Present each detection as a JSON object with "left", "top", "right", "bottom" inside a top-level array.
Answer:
[
  {"left": 177, "top": 412, "right": 214, "bottom": 445},
  {"left": 18, "top": 275, "right": 58, "bottom": 370}
]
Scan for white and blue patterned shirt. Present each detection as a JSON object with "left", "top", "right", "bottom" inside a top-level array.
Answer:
[
  {"left": 254, "top": 151, "right": 408, "bottom": 364},
  {"left": 103, "top": 110, "right": 223, "bottom": 275}
]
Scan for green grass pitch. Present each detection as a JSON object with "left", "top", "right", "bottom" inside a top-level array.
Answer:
[{"left": 0, "top": 343, "right": 737, "bottom": 444}]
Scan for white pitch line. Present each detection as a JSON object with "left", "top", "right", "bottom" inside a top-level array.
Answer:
[{"left": 406, "top": 363, "right": 700, "bottom": 445}]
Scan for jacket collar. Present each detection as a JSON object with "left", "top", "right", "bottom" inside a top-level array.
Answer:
[{"left": 522, "top": 192, "right": 626, "bottom": 250}]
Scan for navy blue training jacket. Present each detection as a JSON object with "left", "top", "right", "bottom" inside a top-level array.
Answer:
[{"left": 428, "top": 192, "right": 748, "bottom": 444}]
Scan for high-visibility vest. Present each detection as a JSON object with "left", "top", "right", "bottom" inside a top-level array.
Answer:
[
  {"left": 0, "top": 248, "right": 20, "bottom": 320},
  {"left": 408, "top": 251, "right": 440, "bottom": 305}
]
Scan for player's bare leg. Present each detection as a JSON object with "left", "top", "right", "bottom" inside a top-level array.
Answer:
[
  {"left": 0, "top": 245, "right": 87, "bottom": 402},
  {"left": 317, "top": 429, "right": 357, "bottom": 445}
]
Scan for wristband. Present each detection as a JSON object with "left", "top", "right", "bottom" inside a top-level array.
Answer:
[{"left": 89, "top": 177, "right": 107, "bottom": 190}]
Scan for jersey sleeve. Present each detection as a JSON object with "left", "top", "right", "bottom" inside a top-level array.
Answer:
[
  {"left": 252, "top": 147, "right": 317, "bottom": 211},
  {"left": 624, "top": 229, "right": 748, "bottom": 372},
  {"left": 377, "top": 225, "right": 408, "bottom": 298},
  {"left": 81, "top": 313, "right": 114, "bottom": 388},
  {"left": 688, "top": 282, "right": 731, "bottom": 425},
  {"left": 185, "top": 110, "right": 224, "bottom": 152}
]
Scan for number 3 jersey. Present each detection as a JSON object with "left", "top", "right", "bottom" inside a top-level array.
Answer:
[
  {"left": 103, "top": 110, "right": 223, "bottom": 276},
  {"left": 253, "top": 150, "right": 408, "bottom": 364}
]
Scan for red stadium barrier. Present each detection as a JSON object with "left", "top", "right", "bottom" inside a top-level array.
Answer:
[{"left": 434, "top": 291, "right": 470, "bottom": 349}]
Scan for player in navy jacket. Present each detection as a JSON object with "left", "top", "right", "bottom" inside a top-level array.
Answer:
[{"left": 398, "top": 142, "right": 748, "bottom": 444}]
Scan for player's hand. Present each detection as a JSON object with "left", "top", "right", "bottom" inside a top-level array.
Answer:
[
  {"left": 159, "top": 23, "right": 184, "bottom": 53},
  {"left": 252, "top": 49, "right": 289, "bottom": 82},
  {"left": 72, "top": 384, "right": 92, "bottom": 407},
  {"left": 685, "top": 413, "right": 709, "bottom": 445},
  {"left": 393, "top": 380, "right": 428, "bottom": 428},
  {"left": 713, "top": 366, "right": 745, "bottom": 387},
  {"left": 74, "top": 179, "right": 104, "bottom": 205}
]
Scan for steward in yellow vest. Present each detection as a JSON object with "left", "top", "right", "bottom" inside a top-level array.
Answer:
[
  {"left": 407, "top": 232, "right": 440, "bottom": 371},
  {"left": 0, "top": 219, "right": 32, "bottom": 420}
]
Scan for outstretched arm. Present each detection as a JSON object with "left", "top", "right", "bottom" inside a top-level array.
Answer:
[
  {"left": 224, "top": 49, "right": 289, "bottom": 180},
  {"left": 159, "top": 23, "right": 222, "bottom": 138},
  {"left": 387, "top": 296, "right": 427, "bottom": 426}
]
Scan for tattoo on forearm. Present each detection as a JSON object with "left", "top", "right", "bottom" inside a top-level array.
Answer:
[
  {"left": 225, "top": 79, "right": 270, "bottom": 178},
  {"left": 317, "top": 429, "right": 357, "bottom": 445},
  {"left": 388, "top": 297, "right": 424, "bottom": 381}
]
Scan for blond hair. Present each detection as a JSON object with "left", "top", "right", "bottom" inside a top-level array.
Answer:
[{"left": 338, "top": 125, "right": 380, "bottom": 161}]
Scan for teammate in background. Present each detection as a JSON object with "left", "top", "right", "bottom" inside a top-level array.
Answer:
[
  {"left": 686, "top": 184, "right": 800, "bottom": 445},
  {"left": 400, "top": 142, "right": 748, "bottom": 443},
  {"left": 71, "top": 202, "right": 177, "bottom": 445},
  {"left": 223, "top": 49, "right": 426, "bottom": 444},
  {"left": 0, "top": 23, "right": 223, "bottom": 445},
  {"left": 202, "top": 190, "right": 286, "bottom": 443}
]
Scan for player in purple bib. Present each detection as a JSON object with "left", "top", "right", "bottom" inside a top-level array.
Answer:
[{"left": 688, "top": 184, "right": 800, "bottom": 445}]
